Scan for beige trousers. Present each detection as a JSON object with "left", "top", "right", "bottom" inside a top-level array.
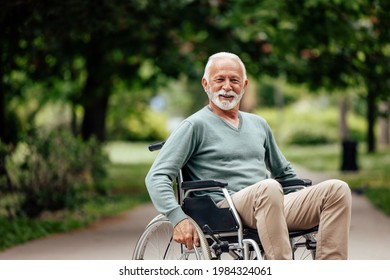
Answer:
[{"left": 218, "top": 179, "right": 352, "bottom": 260}]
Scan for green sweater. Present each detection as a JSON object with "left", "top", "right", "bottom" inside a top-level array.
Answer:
[{"left": 145, "top": 106, "right": 296, "bottom": 226}]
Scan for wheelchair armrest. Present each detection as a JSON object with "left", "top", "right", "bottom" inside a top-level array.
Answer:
[
  {"left": 181, "top": 179, "right": 228, "bottom": 191},
  {"left": 182, "top": 178, "right": 310, "bottom": 191},
  {"left": 277, "top": 178, "right": 312, "bottom": 187},
  {"left": 278, "top": 178, "right": 312, "bottom": 195}
]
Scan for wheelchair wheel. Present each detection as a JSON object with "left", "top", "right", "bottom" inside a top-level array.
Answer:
[
  {"left": 132, "top": 214, "right": 212, "bottom": 260},
  {"left": 291, "top": 233, "right": 316, "bottom": 260}
]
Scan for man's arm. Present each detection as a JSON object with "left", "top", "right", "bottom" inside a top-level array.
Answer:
[
  {"left": 145, "top": 121, "right": 198, "bottom": 225},
  {"left": 145, "top": 121, "right": 203, "bottom": 248}
]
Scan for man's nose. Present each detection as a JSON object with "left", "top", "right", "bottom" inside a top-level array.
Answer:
[{"left": 222, "top": 80, "right": 232, "bottom": 91}]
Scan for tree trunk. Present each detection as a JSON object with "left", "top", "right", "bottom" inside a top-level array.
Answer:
[
  {"left": 81, "top": 93, "right": 109, "bottom": 142},
  {"left": 0, "top": 37, "right": 5, "bottom": 144},
  {"left": 0, "top": 80, "right": 4, "bottom": 144},
  {"left": 339, "top": 95, "right": 349, "bottom": 140},
  {"left": 366, "top": 86, "right": 377, "bottom": 153},
  {"left": 379, "top": 100, "right": 389, "bottom": 148},
  {"left": 80, "top": 36, "right": 111, "bottom": 142}
]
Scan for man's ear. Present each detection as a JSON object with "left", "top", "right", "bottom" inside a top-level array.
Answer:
[
  {"left": 242, "top": 79, "right": 249, "bottom": 94},
  {"left": 201, "top": 78, "right": 208, "bottom": 93},
  {"left": 244, "top": 79, "right": 248, "bottom": 90}
]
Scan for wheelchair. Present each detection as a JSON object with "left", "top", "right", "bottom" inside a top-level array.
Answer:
[{"left": 132, "top": 141, "right": 318, "bottom": 260}]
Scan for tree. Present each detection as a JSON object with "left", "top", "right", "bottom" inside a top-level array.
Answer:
[
  {"left": 224, "top": 0, "right": 390, "bottom": 153},
  {"left": 0, "top": 0, "right": 36, "bottom": 144},
  {"left": 3, "top": 0, "right": 388, "bottom": 152},
  {"left": 1, "top": 0, "right": 243, "bottom": 142}
]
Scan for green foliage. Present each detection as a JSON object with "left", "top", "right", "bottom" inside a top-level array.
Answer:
[
  {"left": 1, "top": 0, "right": 389, "bottom": 151},
  {"left": 107, "top": 163, "right": 150, "bottom": 194},
  {"left": 256, "top": 77, "right": 308, "bottom": 108},
  {"left": 125, "top": 110, "right": 168, "bottom": 141},
  {"left": 107, "top": 107, "right": 169, "bottom": 142},
  {"left": 347, "top": 113, "right": 367, "bottom": 142},
  {"left": 2, "top": 129, "right": 109, "bottom": 218},
  {"left": 258, "top": 108, "right": 335, "bottom": 145},
  {"left": 227, "top": 0, "right": 390, "bottom": 152},
  {"left": 257, "top": 98, "right": 367, "bottom": 146},
  {"left": 0, "top": 141, "right": 152, "bottom": 251},
  {"left": 257, "top": 82, "right": 296, "bottom": 108},
  {"left": 283, "top": 144, "right": 342, "bottom": 172},
  {"left": 104, "top": 141, "right": 158, "bottom": 164},
  {"left": 287, "top": 126, "right": 337, "bottom": 146},
  {"left": 106, "top": 81, "right": 170, "bottom": 142}
]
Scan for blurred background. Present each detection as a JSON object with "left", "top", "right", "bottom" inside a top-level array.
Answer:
[{"left": 0, "top": 0, "right": 389, "bottom": 251}]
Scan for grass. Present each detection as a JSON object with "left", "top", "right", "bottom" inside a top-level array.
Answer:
[
  {"left": 282, "top": 143, "right": 390, "bottom": 216},
  {"left": 107, "top": 163, "right": 152, "bottom": 194},
  {"left": 281, "top": 144, "right": 342, "bottom": 172},
  {"left": 0, "top": 193, "right": 150, "bottom": 250}
]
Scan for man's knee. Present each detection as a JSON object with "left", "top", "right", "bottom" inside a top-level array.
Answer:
[
  {"left": 253, "top": 179, "right": 284, "bottom": 204},
  {"left": 324, "top": 179, "right": 352, "bottom": 205},
  {"left": 331, "top": 179, "right": 351, "bottom": 195},
  {"left": 255, "top": 178, "right": 283, "bottom": 191}
]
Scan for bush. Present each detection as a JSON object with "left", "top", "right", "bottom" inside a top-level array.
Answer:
[
  {"left": 256, "top": 108, "right": 339, "bottom": 146},
  {"left": 255, "top": 105, "right": 365, "bottom": 146},
  {"left": 286, "top": 125, "right": 338, "bottom": 145},
  {"left": 107, "top": 108, "right": 169, "bottom": 142},
  {"left": 2, "top": 129, "right": 109, "bottom": 218},
  {"left": 125, "top": 109, "right": 169, "bottom": 141}
]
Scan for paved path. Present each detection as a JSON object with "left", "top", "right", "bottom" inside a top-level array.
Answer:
[{"left": 0, "top": 166, "right": 390, "bottom": 260}]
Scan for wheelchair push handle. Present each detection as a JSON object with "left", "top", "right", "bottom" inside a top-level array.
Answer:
[{"left": 148, "top": 141, "right": 166, "bottom": 152}]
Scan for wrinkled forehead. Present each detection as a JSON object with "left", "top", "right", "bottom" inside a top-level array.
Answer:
[{"left": 210, "top": 57, "right": 245, "bottom": 77}]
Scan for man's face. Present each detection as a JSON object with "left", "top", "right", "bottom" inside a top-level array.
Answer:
[{"left": 203, "top": 58, "right": 247, "bottom": 111}]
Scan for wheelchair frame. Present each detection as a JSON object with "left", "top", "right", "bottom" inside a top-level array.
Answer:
[{"left": 132, "top": 142, "right": 318, "bottom": 260}]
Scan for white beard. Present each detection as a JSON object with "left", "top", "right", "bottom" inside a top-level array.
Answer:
[{"left": 207, "top": 89, "right": 243, "bottom": 111}]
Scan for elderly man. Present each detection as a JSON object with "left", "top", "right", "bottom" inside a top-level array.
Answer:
[{"left": 145, "top": 52, "right": 352, "bottom": 259}]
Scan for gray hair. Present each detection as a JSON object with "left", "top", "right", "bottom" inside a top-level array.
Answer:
[{"left": 203, "top": 52, "right": 247, "bottom": 82}]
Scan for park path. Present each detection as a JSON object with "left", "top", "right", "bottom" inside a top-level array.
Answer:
[{"left": 0, "top": 165, "right": 390, "bottom": 260}]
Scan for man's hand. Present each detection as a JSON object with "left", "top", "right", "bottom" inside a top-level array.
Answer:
[{"left": 173, "top": 218, "right": 200, "bottom": 250}]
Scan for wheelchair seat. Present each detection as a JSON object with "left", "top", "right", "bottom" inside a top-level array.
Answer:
[{"left": 182, "top": 196, "right": 239, "bottom": 233}]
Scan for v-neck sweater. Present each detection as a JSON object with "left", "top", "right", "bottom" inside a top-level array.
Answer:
[{"left": 145, "top": 106, "right": 296, "bottom": 226}]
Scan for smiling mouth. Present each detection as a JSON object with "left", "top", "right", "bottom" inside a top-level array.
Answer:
[{"left": 219, "top": 94, "right": 235, "bottom": 99}]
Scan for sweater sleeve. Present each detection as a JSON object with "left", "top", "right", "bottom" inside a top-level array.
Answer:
[
  {"left": 263, "top": 122, "right": 297, "bottom": 180},
  {"left": 145, "top": 121, "right": 197, "bottom": 227}
]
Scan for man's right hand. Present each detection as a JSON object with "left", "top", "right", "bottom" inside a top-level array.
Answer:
[{"left": 173, "top": 218, "right": 200, "bottom": 250}]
